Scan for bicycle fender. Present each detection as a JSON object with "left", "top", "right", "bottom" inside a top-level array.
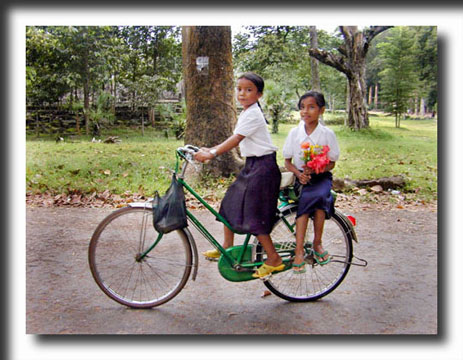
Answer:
[
  {"left": 128, "top": 201, "right": 153, "bottom": 209},
  {"left": 183, "top": 228, "right": 199, "bottom": 281},
  {"left": 335, "top": 210, "right": 358, "bottom": 243}
]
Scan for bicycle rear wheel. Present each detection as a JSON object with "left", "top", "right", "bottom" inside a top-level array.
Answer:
[
  {"left": 89, "top": 206, "right": 192, "bottom": 308},
  {"left": 257, "top": 207, "right": 353, "bottom": 302}
]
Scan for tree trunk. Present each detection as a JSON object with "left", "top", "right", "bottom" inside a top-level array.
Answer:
[
  {"left": 344, "top": 27, "right": 369, "bottom": 129},
  {"left": 141, "top": 111, "right": 145, "bottom": 136},
  {"left": 35, "top": 113, "right": 40, "bottom": 138},
  {"left": 149, "top": 108, "right": 154, "bottom": 127},
  {"left": 375, "top": 83, "right": 379, "bottom": 109},
  {"left": 345, "top": 80, "right": 349, "bottom": 126},
  {"left": 347, "top": 61, "right": 369, "bottom": 129},
  {"left": 309, "top": 26, "right": 320, "bottom": 91},
  {"left": 182, "top": 26, "right": 242, "bottom": 177},
  {"left": 309, "top": 26, "right": 392, "bottom": 129},
  {"left": 84, "top": 77, "right": 90, "bottom": 135},
  {"left": 420, "top": 97, "right": 426, "bottom": 116},
  {"left": 75, "top": 113, "right": 81, "bottom": 135}
]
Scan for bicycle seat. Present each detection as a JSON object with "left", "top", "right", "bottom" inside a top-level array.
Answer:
[{"left": 279, "top": 171, "right": 295, "bottom": 190}]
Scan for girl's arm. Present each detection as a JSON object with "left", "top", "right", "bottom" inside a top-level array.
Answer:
[
  {"left": 305, "top": 161, "right": 336, "bottom": 174},
  {"left": 284, "top": 158, "right": 311, "bottom": 185},
  {"left": 285, "top": 159, "right": 336, "bottom": 184},
  {"left": 195, "top": 134, "right": 245, "bottom": 162},
  {"left": 325, "top": 161, "right": 336, "bottom": 172}
]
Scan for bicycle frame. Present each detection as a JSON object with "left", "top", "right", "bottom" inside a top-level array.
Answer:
[
  {"left": 173, "top": 148, "right": 273, "bottom": 270},
  {"left": 135, "top": 146, "right": 360, "bottom": 281}
]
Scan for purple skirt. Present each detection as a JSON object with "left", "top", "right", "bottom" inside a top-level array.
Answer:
[
  {"left": 219, "top": 153, "right": 281, "bottom": 235},
  {"left": 296, "top": 172, "right": 334, "bottom": 219}
]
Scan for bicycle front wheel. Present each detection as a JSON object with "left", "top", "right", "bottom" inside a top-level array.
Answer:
[
  {"left": 257, "top": 207, "right": 353, "bottom": 302},
  {"left": 89, "top": 206, "right": 192, "bottom": 308}
]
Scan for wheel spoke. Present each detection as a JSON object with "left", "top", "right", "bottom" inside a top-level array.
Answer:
[
  {"left": 258, "top": 208, "right": 353, "bottom": 301},
  {"left": 89, "top": 207, "right": 192, "bottom": 308}
]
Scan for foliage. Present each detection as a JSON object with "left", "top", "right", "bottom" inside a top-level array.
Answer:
[
  {"left": 26, "top": 27, "right": 70, "bottom": 105},
  {"left": 88, "top": 92, "right": 116, "bottom": 134},
  {"left": 26, "top": 24, "right": 437, "bottom": 142},
  {"left": 262, "top": 80, "right": 293, "bottom": 133},
  {"left": 377, "top": 27, "right": 418, "bottom": 127},
  {"left": 26, "top": 25, "right": 182, "bottom": 135},
  {"left": 118, "top": 26, "right": 182, "bottom": 110},
  {"left": 366, "top": 26, "right": 437, "bottom": 115},
  {"left": 233, "top": 26, "right": 352, "bottom": 119},
  {"left": 411, "top": 26, "right": 438, "bottom": 111},
  {"left": 169, "top": 101, "right": 187, "bottom": 140}
]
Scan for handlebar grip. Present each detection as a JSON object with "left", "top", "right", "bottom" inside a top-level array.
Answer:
[
  {"left": 177, "top": 145, "right": 199, "bottom": 154},
  {"left": 185, "top": 145, "right": 200, "bottom": 152}
]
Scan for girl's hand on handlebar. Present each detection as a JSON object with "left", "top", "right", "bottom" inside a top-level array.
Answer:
[{"left": 194, "top": 148, "right": 214, "bottom": 163}]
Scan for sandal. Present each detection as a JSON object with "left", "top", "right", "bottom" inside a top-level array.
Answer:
[
  {"left": 292, "top": 261, "right": 307, "bottom": 274},
  {"left": 313, "top": 250, "right": 331, "bottom": 265},
  {"left": 202, "top": 249, "right": 221, "bottom": 260},
  {"left": 252, "top": 263, "right": 285, "bottom": 279}
]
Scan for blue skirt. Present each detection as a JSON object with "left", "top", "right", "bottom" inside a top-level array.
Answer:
[
  {"left": 296, "top": 172, "right": 334, "bottom": 219},
  {"left": 219, "top": 153, "right": 281, "bottom": 235}
]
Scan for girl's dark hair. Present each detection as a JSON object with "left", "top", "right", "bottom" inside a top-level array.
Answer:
[
  {"left": 238, "top": 72, "right": 265, "bottom": 94},
  {"left": 298, "top": 91, "right": 326, "bottom": 109},
  {"left": 238, "top": 72, "right": 268, "bottom": 124}
]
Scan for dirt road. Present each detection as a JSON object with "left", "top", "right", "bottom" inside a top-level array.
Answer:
[{"left": 26, "top": 204, "right": 437, "bottom": 335}]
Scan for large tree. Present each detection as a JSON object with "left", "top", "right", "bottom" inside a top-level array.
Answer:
[
  {"left": 182, "top": 26, "right": 242, "bottom": 177},
  {"left": 309, "top": 26, "right": 392, "bottom": 129}
]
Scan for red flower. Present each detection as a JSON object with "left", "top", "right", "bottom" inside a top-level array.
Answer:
[
  {"left": 301, "top": 143, "right": 330, "bottom": 174},
  {"left": 307, "top": 155, "right": 330, "bottom": 174}
]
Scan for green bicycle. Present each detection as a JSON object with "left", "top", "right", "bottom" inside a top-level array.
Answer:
[{"left": 88, "top": 145, "right": 366, "bottom": 308}]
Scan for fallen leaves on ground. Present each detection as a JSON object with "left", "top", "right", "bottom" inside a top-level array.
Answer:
[{"left": 26, "top": 189, "right": 437, "bottom": 212}]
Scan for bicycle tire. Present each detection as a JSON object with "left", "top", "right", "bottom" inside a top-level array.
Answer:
[
  {"left": 256, "top": 206, "right": 353, "bottom": 302},
  {"left": 89, "top": 206, "right": 192, "bottom": 308}
]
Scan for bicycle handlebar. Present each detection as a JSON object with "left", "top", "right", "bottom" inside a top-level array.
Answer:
[
  {"left": 177, "top": 145, "right": 200, "bottom": 156},
  {"left": 176, "top": 145, "right": 201, "bottom": 174}
]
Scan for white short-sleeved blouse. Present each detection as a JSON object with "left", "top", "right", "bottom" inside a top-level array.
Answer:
[
  {"left": 283, "top": 121, "right": 340, "bottom": 170},
  {"left": 233, "top": 102, "right": 278, "bottom": 157}
]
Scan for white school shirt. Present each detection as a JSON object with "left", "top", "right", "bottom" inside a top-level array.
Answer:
[
  {"left": 233, "top": 102, "right": 278, "bottom": 157},
  {"left": 282, "top": 121, "right": 340, "bottom": 170}
]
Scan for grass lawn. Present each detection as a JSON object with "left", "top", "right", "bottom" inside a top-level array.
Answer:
[{"left": 26, "top": 113, "right": 438, "bottom": 202}]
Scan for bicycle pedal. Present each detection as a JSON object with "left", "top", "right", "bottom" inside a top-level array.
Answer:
[
  {"left": 204, "top": 256, "right": 219, "bottom": 262},
  {"left": 258, "top": 274, "right": 273, "bottom": 281}
]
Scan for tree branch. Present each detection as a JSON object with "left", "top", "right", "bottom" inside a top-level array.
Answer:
[
  {"left": 362, "top": 26, "right": 393, "bottom": 54},
  {"left": 308, "top": 48, "right": 351, "bottom": 78},
  {"left": 364, "top": 26, "right": 393, "bottom": 43},
  {"left": 339, "top": 26, "right": 356, "bottom": 47},
  {"left": 337, "top": 44, "right": 347, "bottom": 57}
]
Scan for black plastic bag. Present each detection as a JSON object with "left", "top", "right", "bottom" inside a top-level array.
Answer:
[{"left": 152, "top": 174, "right": 188, "bottom": 234}]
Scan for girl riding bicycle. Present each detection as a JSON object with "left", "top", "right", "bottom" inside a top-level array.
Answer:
[{"left": 194, "top": 72, "right": 283, "bottom": 278}]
